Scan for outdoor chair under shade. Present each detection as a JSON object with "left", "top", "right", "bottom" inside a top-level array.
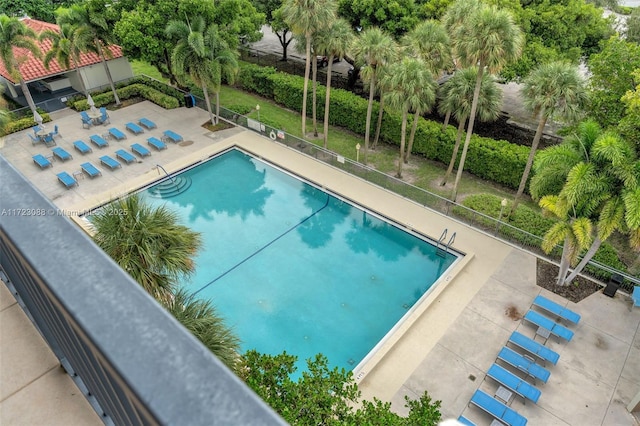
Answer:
[
  {"left": 486, "top": 363, "right": 542, "bottom": 404},
  {"left": 162, "top": 130, "right": 183, "bottom": 143},
  {"left": 523, "top": 310, "right": 574, "bottom": 343},
  {"left": 115, "top": 149, "right": 136, "bottom": 164},
  {"left": 98, "top": 107, "right": 110, "bottom": 125},
  {"left": 57, "top": 171, "right": 78, "bottom": 188},
  {"left": 147, "top": 136, "right": 167, "bottom": 151},
  {"left": 73, "top": 140, "right": 93, "bottom": 154},
  {"left": 108, "top": 127, "right": 127, "bottom": 140},
  {"left": 125, "top": 122, "right": 145, "bottom": 134},
  {"left": 32, "top": 154, "right": 52, "bottom": 169},
  {"left": 138, "top": 117, "right": 157, "bottom": 129},
  {"left": 81, "top": 162, "right": 102, "bottom": 178},
  {"left": 89, "top": 134, "right": 109, "bottom": 148},
  {"left": 496, "top": 346, "right": 551, "bottom": 384},
  {"left": 507, "top": 331, "right": 560, "bottom": 366},
  {"left": 99, "top": 155, "right": 122, "bottom": 170},
  {"left": 532, "top": 295, "right": 581, "bottom": 325},
  {"left": 52, "top": 147, "right": 73, "bottom": 162},
  {"left": 131, "top": 143, "right": 151, "bottom": 157},
  {"left": 80, "top": 111, "right": 93, "bottom": 128},
  {"left": 469, "top": 389, "right": 527, "bottom": 426}
]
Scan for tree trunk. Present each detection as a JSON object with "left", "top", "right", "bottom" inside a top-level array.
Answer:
[
  {"left": 202, "top": 84, "right": 215, "bottom": 124},
  {"left": 441, "top": 117, "right": 466, "bottom": 186},
  {"left": 19, "top": 78, "right": 37, "bottom": 115},
  {"left": 215, "top": 92, "right": 220, "bottom": 125},
  {"left": 397, "top": 108, "right": 408, "bottom": 178},
  {"left": 73, "top": 59, "right": 88, "bottom": 96},
  {"left": 442, "top": 110, "right": 451, "bottom": 131},
  {"left": 373, "top": 94, "right": 385, "bottom": 150},
  {"left": 557, "top": 236, "right": 573, "bottom": 286},
  {"left": 451, "top": 64, "right": 485, "bottom": 201},
  {"left": 363, "top": 72, "right": 377, "bottom": 163},
  {"left": 276, "top": 30, "right": 292, "bottom": 61},
  {"left": 312, "top": 48, "right": 318, "bottom": 137},
  {"left": 323, "top": 56, "right": 334, "bottom": 149},
  {"left": 405, "top": 110, "right": 420, "bottom": 163},
  {"left": 301, "top": 35, "right": 311, "bottom": 136},
  {"left": 564, "top": 236, "right": 602, "bottom": 285},
  {"left": 510, "top": 116, "right": 547, "bottom": 216},
  {"left": 97, "top": 41, "right": 120, "bottom": 105}
]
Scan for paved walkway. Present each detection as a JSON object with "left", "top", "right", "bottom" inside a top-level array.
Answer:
[{"left": 1, "top": 102, "right": 638, "bottom": 425}]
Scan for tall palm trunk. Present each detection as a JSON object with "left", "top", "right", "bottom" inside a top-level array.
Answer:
[
  {"left": 441, "top": 117, "right": 466, "bottom": 186},
  {"left": 202, "top": 83, "right": 215, "bottom": 124},
  {"left": 215, "top": 92, "right": 220, "bottom": 125},
  {"left": 452, "top": 64, "right": 484, "bottom": 201},
  {"left": 564, "top": 236, "right": 602, "bottom": 285},
  {"left": 19, "top": 78, "right": 37, "bottom": 115},
  {"left": 373, "top": 94, "right": 385, "bottom": 149},
  {"left": 301, "top": 35, "right": 312, "bottom": 136},
  {"left": 557, "top": 235, "right": 573, "bottom": 286},
  {"left": 72, "top": 58, "right": 87, "bottom": 96},
  {"left": 363, "top": 72, "right": 377, "bottom": 163},
  {"left": 323, "top": 55, "right": 335, "bottom": 149},
  {"left": 312, "top": 49, "right": 318, "bottom": 137},
  {"left": 405, "top": 110, "right": 420, "bottom": 163},
  {"left": 442, "top": 110, "right": 451, "bottom": 131},
  {"left": 97, "top": 41, "right": 120, "bottom": 105},
  {"left": 397, "top": 108, "right": 408, "bottom": 178},
  {"left": 511, "top": 116, "right": 547, "bottom": 215}
]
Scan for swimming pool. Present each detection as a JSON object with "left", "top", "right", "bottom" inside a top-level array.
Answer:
[{"left": 140, "top": 148, "right": 459, "bottom": 375}]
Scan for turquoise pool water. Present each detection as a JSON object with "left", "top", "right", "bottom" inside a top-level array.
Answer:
[{"left": 141, "top": 149, "right": 457, "bottom": 373}]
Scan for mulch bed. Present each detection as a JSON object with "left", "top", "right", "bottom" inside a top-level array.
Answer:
[{"left": 536, "top": 258, "right": 602, "bottom": 303}]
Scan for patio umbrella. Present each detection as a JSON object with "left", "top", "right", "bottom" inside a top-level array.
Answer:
[
  {"left": 33, "top": 111, "right": 44, "bottom": 128},
  {"left": 87, "top": 94, "right": 98, "bottom": 115}
]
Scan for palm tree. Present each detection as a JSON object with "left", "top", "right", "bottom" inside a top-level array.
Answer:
[
  {"left": 445, "top": 1, "right": 524, "bottom": 200},
  {"left": 351, "top": 28, "right": 398, "bottom": 163},
  {"left": 383, "top": 58, "right": 436, "bottom": 178},
  {"left": 162, "top": 288, "right": 241, "bottom": 372},
  {"left": 0, "top": 14, "right": 41, "bottom": 114},
  {"left": 57, "top": 3, "right": 121, "bottom": 105},
  {"left": 439, "top": 67, "right": 501, "bottom": 186},
  {"left": 91, "top": 194, "right": 202, "bottom": 302},
  {"left": 282, "top": 0, "right": 337, "bottom": 136},
  {"left": 315, "top": 19, "right": 353, "bottom": 148},
  {"left": 166, "top": 18, "right": 237, "bottom": 125},
  {"left": 39, "top": 23, "right": 87, "bottom": 96},
  {"left": 510, "top": 61, "right": 588, "bottom": 215}
]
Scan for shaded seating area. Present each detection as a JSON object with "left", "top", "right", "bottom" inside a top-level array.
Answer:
[
  {"left": 52, "top": 147, "right": 72, "bottom": 162},
  {"left": 147, "top": 137, "right": 167, "bottom": 151},
  {"left": 469, "top": 389, "right": 528, "bottom": 426},
  {"left": 532, "top": 295, "right": 581, "bottom": 325},
  {"left": 126, "top": 122, "right": 144, "bottom": 134},
  {"left": 138, "top": 118, "right": 156, "bottom": 129},
  {"left": 162, "top": 130, "right": 183, "bottom": 143},
  {"left": 81, "top": 162, "right": 102, "bottom": 178},
  {"left": 523, "top": 310, "right": 574, "bottom": 343},
  {"left": 108, "top": 127, "right": 127, "bottom": 140},
  {"left": 90, "top": 134, "right": 109, "bottom": 148},
  {"left": 99, "top": 155, "right": 121, "bottom": 170},
  {"left": 115, "top": 149, "right": 136, "bottom": 164},
  {"left": 57, "top": 171, "right": 78, "bottom": 188},
  {"left": 131, "top": 143, "right": 151, "bottom": 157},
  {"left": 32, "top": 154, "right": 52, "bottom": 169},
  {"left": 73, "top": 140, "right": 93, "bottom": 154}
]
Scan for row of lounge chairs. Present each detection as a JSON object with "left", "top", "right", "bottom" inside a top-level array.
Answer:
[{"left": 459, "top": 295, "right": 581, "bottom": 426}]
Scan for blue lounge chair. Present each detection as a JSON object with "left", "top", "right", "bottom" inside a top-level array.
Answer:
[
  {"left": 508, "top": 331, "right": 559, "bottom": 366},
  {"left": 162, "top": 130, "right": 183, "bottom": 143},
  {"left": 81, "top": 162, "right": 102, "bottom": 178},
  {"left": 42, "top": 133, "right": 56, "bottom": 147},
  {"left": 532, "top": 295, "right": 581, "bottom": 325},
  {"left": 52, "top": 147, "right": 72, "bottom": 162},
  {"left": 633, "top": 287, "right": 640, "bottom": 307},
  {"left": 487, "top": 363, "right": 542, "bottom": 404},
  {"left": 138, "top": 118, "right": 157, "bottom": 129},
  {"left": 115, "top": 149, "right": 136, "bottom": 164},
  {"left": 33, "top": 125, "right": 43, "bottom": 133},
  {"left": 108, "top": 127, "right": 127, "bottom": 140},
  {"left": 469, "top": 389, "right": 527, "bottom": 426},
  {"left": 496, "top": 346, "right": 551, "bottom": 384},
  {"left": 457, "top": 416, "right": 476, "bottom": 426},
  {"left": 100, "top": 155, "right": 122, "bottom": 170},
  {"left": 32, "top": 154, "right": 52, "bottom": 169},
  {"left": 73, "top": 140, "right": 93, "bottom": 154},
  {"left": 90, "top": 134, "right": 109, "bottom": 148},
  {"left": 57, "top": 171, "right": 78, "bottom": 188},
  {"left": 50, "top": 124, "right": 61, "bottom": 139},
  {"left": 523, "top": 310, "right": 574, "bottom": 342},
  {"left": 126, "top": 122, "right": 144, "bottom": 134},
  {"left": 147, "top": 136, "right": 167, "bottom": 151},
  {"left": 28, "top": 133, "right": 41, "bottom": 145},
  {"left": 98, "top": 107, "right": 110, "bottom": 125},
  {"left": 131, "top": 143, "right": 151, "bottom": 158},
  {"left": 80, "top": 111, "right": 93, "bottom": 128}
]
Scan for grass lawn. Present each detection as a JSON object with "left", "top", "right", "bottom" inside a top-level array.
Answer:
[{"left": 130, "top": 60, "right": 168, "bottom": 83}]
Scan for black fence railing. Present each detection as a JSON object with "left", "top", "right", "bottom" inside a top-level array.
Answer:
[{"left": 0, "top": 157, "right": 286, "bottom": 426}]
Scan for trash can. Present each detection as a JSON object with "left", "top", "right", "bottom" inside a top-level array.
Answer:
[
  {"left": 603, "top": 273, "right": 623, "bottom": 297},
  {"left": 184, "top": 93, "right": 195, "bottom": 108}
]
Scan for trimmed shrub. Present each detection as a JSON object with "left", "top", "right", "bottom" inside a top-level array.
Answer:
[
  {"left": 226, "top": 104, "right": 253, "bottom": 115},
  {"left": 2, "top": 110, "right": 51, "bottom": 135},
  {"left": 71, "top": 84, "right": 180, "bottom": 111}
]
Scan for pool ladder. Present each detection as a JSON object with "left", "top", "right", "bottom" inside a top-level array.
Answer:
[{"left": 436, "top": 229, "right": 456, "bottom": 257}]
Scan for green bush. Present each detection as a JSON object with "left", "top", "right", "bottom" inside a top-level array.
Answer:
[
  {"left": 2, "top": 110, "right": 51, "bottom": 136},
  {"left": 71, "top": 84, "right": 180, "bottom": 111},
  {"left": 226, "top": 104, "right": 253, "bottom": 115},
  {"left": 235, "top": 62, "right": 277, "bottom": 97}
]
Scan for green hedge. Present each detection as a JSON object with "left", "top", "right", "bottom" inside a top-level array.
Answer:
[
  {"left": 71, "top": 83, "right": 180, "bottom": 111},
  {"left": 232, "top": 62, "right": 531, "bottom": 190},
  {"left": 2, "top": 110, "right": 51, "bottom": 136}
]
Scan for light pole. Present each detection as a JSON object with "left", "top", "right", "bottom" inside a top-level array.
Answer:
[
  {"left": 356, "top": 143, "right": 361, "bottom": 162},
  {"left": 256, "top": 104, "right": 260, "bottom": 123},
  {"left": 496, "top": 198, "right": 508, "bottom": 234}
]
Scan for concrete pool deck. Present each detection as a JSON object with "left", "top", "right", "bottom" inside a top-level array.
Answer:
[{"left": 1, "top": 102, "right": 639, "bottom": 425}]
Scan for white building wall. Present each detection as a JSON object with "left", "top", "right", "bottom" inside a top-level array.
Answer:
[{"left": 82, "top": 57, "right": 134, "bottom": 91}]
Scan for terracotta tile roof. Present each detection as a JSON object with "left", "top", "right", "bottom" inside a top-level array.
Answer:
[{"left": 0, "top": 18, "right": 125, "bottom": 84}]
